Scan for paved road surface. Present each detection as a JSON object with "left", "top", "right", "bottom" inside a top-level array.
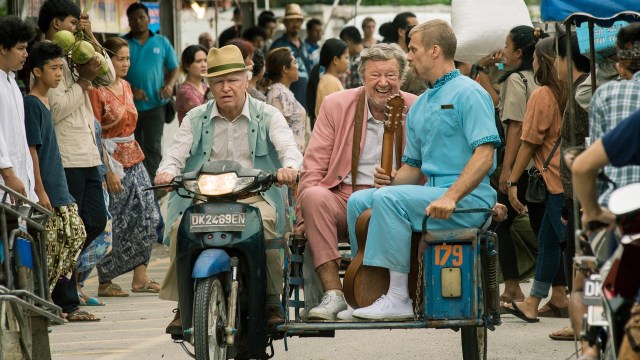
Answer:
[{"left": 49, "top": 243, "right": 577, "bottom": 360}]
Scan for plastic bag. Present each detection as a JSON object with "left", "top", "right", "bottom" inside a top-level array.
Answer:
[{"left": 452, "top": 0, "right": 533, "bottom": 64}]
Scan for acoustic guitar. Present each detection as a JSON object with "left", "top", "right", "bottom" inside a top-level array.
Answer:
[{"left": 343, "top": 95, "right": 420, "bottom": 309}]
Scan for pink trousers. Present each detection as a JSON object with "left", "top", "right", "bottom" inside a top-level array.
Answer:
[{"left": 299, "top": 182, "right": 372, "bottom": 268}]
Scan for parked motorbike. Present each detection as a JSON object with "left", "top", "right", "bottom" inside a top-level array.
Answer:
[
  {"left": 578, "top": 182, "right": 640, "bottom": 360},
  {"left": 0, "top": 184, "right": 64, "bottom": 360}
]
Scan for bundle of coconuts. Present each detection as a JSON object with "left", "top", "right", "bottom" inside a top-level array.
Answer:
[{"left": 51, "top": 29, "right": 110, "bottom": 87}]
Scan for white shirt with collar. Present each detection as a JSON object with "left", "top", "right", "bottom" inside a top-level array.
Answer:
[
  {"left": 0, "top": 69, "right": 37, "bottom": 201},
  {"left": 343, "top": 98, "right": 396, "bottom": 185},
  {"left": 158, "top": 94, "right": 303, "bottom": 176}
]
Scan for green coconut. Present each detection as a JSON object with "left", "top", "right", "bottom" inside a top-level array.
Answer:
[
  {"left": 71, "top": 40, "right": 95, "bottom": 65},
  {"left": 51, "top": 30, "right": 75, "bottom": 53},
  {"left": 95, "top": 53, "right": 109, "bottom": 76}
]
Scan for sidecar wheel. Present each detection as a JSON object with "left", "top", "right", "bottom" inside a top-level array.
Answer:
[
  {"left": 194, "top": 276, "right": 228, "bottom": 360},
  {"left": 461, "top": 326, "right": 487, "bottom": 360}
]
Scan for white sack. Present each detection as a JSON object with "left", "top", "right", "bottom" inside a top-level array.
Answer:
[{"left": 452, "top": 0, "right": 533, "bottom": 64}]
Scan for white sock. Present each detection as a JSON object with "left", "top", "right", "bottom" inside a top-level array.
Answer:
[{"left": 386, "top": 270, "right": 410, "bottom": 303}]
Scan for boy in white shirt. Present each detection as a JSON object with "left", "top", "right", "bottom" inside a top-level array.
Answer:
[{"left": 0, "top": 16, "right": 37, "bottom": 201}]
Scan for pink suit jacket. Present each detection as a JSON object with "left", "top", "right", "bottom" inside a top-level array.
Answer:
[{"left": 296, "top": 87, "right": 418, "bottom": 223}]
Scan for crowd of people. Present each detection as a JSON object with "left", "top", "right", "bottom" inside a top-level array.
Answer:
[{"left": 1, "top": 1, "right": 639, "bottom": 358}]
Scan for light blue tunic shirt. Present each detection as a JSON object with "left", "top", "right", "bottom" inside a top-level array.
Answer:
[
  {"left": 402, "top": 69, "right": 501, "bottom": 195},
  {"left": 124, "top": 31, "right": 179, "bottom": 112}
]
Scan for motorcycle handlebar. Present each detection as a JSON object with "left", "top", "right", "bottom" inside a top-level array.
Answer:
[
  {"left": 142, "top": 170, "right": 298, "bottom": 193},
  {"left": 421, "top": 208, "right": 495, "bottom": 234}
]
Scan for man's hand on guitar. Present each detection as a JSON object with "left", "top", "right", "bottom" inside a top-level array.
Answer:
[
  {"left": 373, "top": 166, "right": 396, "bottom": 188},
  {"left": 294, "top": 223, "right": 305, "bottom": 236},
  {"left": 426, "top": 196, "right": 457, "bottom": 219}
]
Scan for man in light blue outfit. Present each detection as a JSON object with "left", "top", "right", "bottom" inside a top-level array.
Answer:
[{"left": 346, "top": 20, "right": 501, "bottom": 320}]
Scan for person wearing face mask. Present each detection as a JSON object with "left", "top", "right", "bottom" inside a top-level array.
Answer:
[
  {"left": 345, "top": 20, "right": 500, "bottom": 321},
  {"left": 295, "top": 43, "right": 418, "bottom": 320}
]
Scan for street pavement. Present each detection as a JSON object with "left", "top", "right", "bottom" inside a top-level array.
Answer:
[{"left": 50, "top": 242, "right": 578, "bottom": 360}]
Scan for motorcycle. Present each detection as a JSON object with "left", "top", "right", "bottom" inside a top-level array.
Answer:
[
  {"left": 578, "top": 182, "right": 640, "bottom": 360},
  {"left": 151, "top": 160, "right": 501, "bottom": 360},
  {"left": 0, "top": 184, "right": 65, "bottom": 360},
  {"left": 149, "top": 160, "right": 280, "bottom": 359}
]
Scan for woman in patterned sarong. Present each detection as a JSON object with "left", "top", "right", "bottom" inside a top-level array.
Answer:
[{"left": 88, "top": 37, "right": 160, "bottom": 297}]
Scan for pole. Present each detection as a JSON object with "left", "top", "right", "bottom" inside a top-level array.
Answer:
[
  {"left": 588, "top": 20, "right": 597, "bottom": 94},
  {"left": 565, "top": 20, "right": 582, "bottom": 255},
  {"left": 8, "top": 0, "right": 20, "bottom": 16},
  {"left": 323, "top": 0, "right": 341, "bottom": 33},
  {"left": 566, "top": 22, "right": 575, "bottom": 148}
]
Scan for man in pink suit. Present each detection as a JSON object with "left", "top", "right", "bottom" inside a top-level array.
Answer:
[{"left": 295, "top": 43, "right": 418, "bottom": 320}]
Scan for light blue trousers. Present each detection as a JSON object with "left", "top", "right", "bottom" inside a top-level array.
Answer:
[{"left": 347, "top": 185, "right": 495, "bottom": 273}]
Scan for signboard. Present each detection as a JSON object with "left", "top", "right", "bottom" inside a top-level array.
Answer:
[{"left": 143, "top": 2, "right": 160, "bottom": 33}]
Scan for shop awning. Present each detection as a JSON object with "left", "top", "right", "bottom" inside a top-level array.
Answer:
[{"left": 541, "top": 0, "right": 640, "bottom": 25}]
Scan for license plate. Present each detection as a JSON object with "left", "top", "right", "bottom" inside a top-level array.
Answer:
[{"left": 190, "top": 213, "right": 246, "bottom": 233}]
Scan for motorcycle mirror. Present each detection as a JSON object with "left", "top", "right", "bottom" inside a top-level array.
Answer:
[{"left": 608, "top": 183, "right": 640, "bottom": 216}]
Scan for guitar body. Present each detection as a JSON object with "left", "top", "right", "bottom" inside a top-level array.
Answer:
[
  {"left": 343, "top": 209, "right": 421, "bottom": 309},
  {"left": 343, "top": 209, "right": 389, "bottom": 309}
]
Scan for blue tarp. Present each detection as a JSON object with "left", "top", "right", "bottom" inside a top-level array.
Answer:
[{"left": 541, "top": 0, "right": 640, "bottom": 25}]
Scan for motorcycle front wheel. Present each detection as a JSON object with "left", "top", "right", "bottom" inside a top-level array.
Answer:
[{"left": 194, "top": 276, "right": 228, "bottom": 360}]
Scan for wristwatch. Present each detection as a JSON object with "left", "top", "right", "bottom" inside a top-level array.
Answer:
[
  {"left": 477, "top": 65, "right": 491, "bottom": 74},
  {"left": 506, "top": 180, "right": 517, "bottom": 187}
]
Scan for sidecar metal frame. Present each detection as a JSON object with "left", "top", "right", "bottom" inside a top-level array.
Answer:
[{"left": 275, "top": 215, "right": 500, "bottom": 334}]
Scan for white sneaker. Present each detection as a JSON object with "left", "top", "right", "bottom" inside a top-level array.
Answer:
[
  {"left": 307, "top": 290, "right": 347, "bottom": 320},
  {"left": 351, "top": 295, "right": 413, "bottom": 321},
  {"left": 337, "top": 307, "right": 355, "bottom": 320}
]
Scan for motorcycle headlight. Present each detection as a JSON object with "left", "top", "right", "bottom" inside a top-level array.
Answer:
[{"left": 185, "top": 173, "right": 256, "bottom": 196}]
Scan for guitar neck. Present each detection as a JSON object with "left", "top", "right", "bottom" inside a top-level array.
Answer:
[{"left": 381, "top": 130, "right": 395, "bottom": 175}]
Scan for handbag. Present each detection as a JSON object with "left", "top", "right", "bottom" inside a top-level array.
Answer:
[
  {"left": 525, "top": 137, "right": 560, "bottom": 203},
  {"left": 164, "top": 97, "right": 177, "bottom": 124}
]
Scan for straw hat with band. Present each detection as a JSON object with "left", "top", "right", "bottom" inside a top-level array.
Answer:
[
  {"left": 282, "top": 3, "right": 304, "bottom": 20},
  {"left": 202, "top": 45, "right": 252, "bottom": 78}
]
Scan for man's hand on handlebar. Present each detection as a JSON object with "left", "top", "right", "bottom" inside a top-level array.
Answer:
[
  {"left": 492, "top": 203, "right": 508, "bottom": 222},
  {"left": 426, "top": 196, "right": 457, "bottom": 219},
  {"left": 373, "top": 166, "right": 396, "bottom": 188},
  {"left": 276, "top": 167, "right": 298, "bottom": 187},
  {"left": 582, "top": 207, "right": 617, "bottom": 232},
  {"left": 154, "top": 172, "right": 175, "bottom": 192}
]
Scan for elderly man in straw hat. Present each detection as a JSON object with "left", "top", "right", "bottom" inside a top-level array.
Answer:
[
  {"left": 155, "top": 45, "right": 303, "bottom": 334},
  {"left": 270, "top": 3, "right": 310, "bottom": 108}
]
